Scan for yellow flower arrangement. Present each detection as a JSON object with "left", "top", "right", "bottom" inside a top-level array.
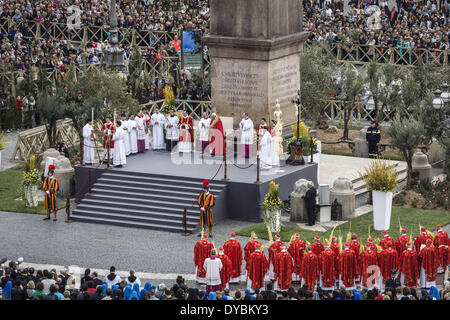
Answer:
[
  {"left": 23, "top": 169, "right": 41, "bottom": 186},
  {"left": 262, "top": 180, "right": 284, "bottom": 211},
  {"left": 358, "top": 159, "right": 399, "bottom": 192}
]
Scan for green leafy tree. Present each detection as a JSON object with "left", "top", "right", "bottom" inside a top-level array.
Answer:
[
  {"left": 37, "top": 90, "right": 67, "bottom": 148},
  {"left": 387, "top": 118, "right": 426, "bottom": 187}
]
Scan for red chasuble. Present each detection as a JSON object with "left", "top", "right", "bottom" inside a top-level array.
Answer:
[
  {"left": 244, "top": 240, "right": 262, "bottom": 272},
  {"left": 101, "top": 122, "right": 115, "bottom": 149},
  {"left": 247, "top": 251, "right": 269, "bottom": 290},
  {"left": 359, "top": 248, "right": 378, "bottom": 288},
  {"left": 380, "top": 236, "right": 396, "bottom": 250},
  {"left": 224, "top": 239, "right": 243, "bottom": 278},
  {"left": 339, "top": 248, "right": 358, "bottom": 287},
  {"left": 396, "top": 234, "right": 410, "bottom": 259},
  {"left": 434, "top": 230, "right": 449, "bottom": 267},
  {"left": 301, "top": 252, "right": 319, "bottom": 291},
  {"left": 194, "top": 239, "right": 214, "bottom": 278},
  {"left": 311, "top": 241, "right": 324, "bottom": 257},
  {"left": 319, "top": 248, "right": 339, "bottom": 288},
  {"left": 274, "top": 251, "right": 294, "bottom": 290},
  {"left": 218, "top": 253, "right": 233, "bottom": 289},
  {"left": 268, "top": 240, "right": 285, "bottom": 265},
  {"left": 288, "top": 239, "right": 306, "bottom": 277},
  {"left": 209, "top": 117, "right": 225, "bottom": 155},
  {"left": 414, "top": 233, "right": 433, "bottom": 253},
  {"left": 179, "top": 116, "right": 194, "bottom": 143},
  {"left": 400, "top": 249, "right": 419, "bottom": 287},
  {"left": 378, "top": 247, "right": 398, "bottom": 283},
  {"left": 419, "top": 244, "right": 439, "bottom": 282}
]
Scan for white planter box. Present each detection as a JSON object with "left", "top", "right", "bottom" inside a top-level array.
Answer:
[
  {"left": 263, "top": 209, "right": 281, "bottom": 234},
  {"left": 372, "top": 190, "right": 393, "bottom": 230}
]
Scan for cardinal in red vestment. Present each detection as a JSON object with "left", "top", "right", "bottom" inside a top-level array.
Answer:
[
  {"left": 224, "top": 232, "right": 243, "bottom": 283},
  {"left": 217, "top": 246, "right": 233, "bottom": 290},
  {"left": 244, "top": 233, "right": 262, "bottom": 273},
  {"left": 194, "top": 234, "right": 214, "bottom": 284},
  {"left": 339, "top": 243, "right": 358, "bottom": 289},
  {"left": 311, "top": 235, "right": 325, "bottom": 257},
  {"left": 349, "top": 234, "right": 361, "bottom": 267},
  {"left": 400, "top": 243, "right": 419, "bottom": 288},
  {"left": 380, "top": 230, "right": 396, "bottom": 250},
  {"left": 433, "top": 225, "right": 449, "bottom": 272},
  {"left": 366, "top": 238, "right": 378, "bottom": 252},
  {"left": 301, "top": 246, "right": 319, "bottom": 291},
  {"left": 359, "top": 243, "right": 379, "bottom": 289},
  {"left": 319, "top": 244, "right": 339, "bottom": 290},
  {"left": 378, "top": 243, "right": 398, "bottom": 289},
  {"left": 208, "top": 113, "right": 225, "bottom": 156},
  {"left": 414, "top": 227, "right": 433, "bottom": 253},
  {"left": 396, "top": 229, "right": 410, "bottom": 259},
  {"left": 268, "top": 234, "right": 285, "bottom": 281},
  {"left": 274, "top": 245, "right": 294, "bottom": 291},
  {"left": 330, "top": 236, "right": 341, "bottom": 257},
  {"left": 288, "top": 233, "right": 306, "bottom": 283},
  {"left": 179, "top": 112, "right": 194, "bottom": 143},
  {"left": 246, "top": 244, "right": 269, "bottom": 293},
  {"left": 419, "top": 239, "right": 439, "bottom": 288}
]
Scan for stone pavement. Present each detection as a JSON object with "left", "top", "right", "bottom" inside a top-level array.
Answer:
[{"left": 0, "top": 131, "right": 17, "bottom": 171}]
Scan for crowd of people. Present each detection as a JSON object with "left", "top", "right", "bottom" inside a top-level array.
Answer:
[{"left": 0, "top": 225, "right": 448, "bottom": 300}]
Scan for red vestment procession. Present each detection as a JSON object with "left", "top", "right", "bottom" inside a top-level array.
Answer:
[
  {"left": 288, "top": 239, "right": 306, "bottom": 277},
  {"left": 319, "top": 248, "right": 339, "bottom": 288},
  {"left": 274, "top": 251, "right": 294, "bottom": 290},
  {"left": 224, "top": 239, "right": 243, "bottom": 279},
  {"left": 339, "top": 248, "right": 358, "bottom": 287},
  {"left": 311, "top": 241, "right": 324, "bottom": 257},
  {"left": 396, "top": 234, "right": 410, "bottom": 259},
  {"left": 268, "top": 240, "right": 285, "bottom": 266},
  {"left": 101, "top": 122, "right": 115, "bottom": 149},
  {"left": 359, "top": 248, "right": 378, "bottom": 288},
  {"left": 218, "top": 253, "right": 233, "bottom": 289},
  {"left": 247, "top": 251, "right": 269, "bottom": 290},
  {"left": 301, "top": 252, "right": 319, "bottom": 291},
  {"left": 209, "top": 117, "right": 225, "bottom": 155},
  {"left": 400, "top": 249, "right": 419, "bottom": 287},
  {"left": 194, "top": 238, "right": 214, "bottom": 278},
  {"left": 330, "top": 241, "right": 341, "bottom": 257},
  {"left": 378, "top": 247, "right": 398, "bottom": 283},
  {"left": 434, "top": 229, "right": 449, "bottom": 268},
  {"left": 244, "top": 240, "right": 262, "bottom": 272},
  {"left": 414, "top": 232, "right": 433, "bottom": 253},
  {"left": 349, "top": 240, "right": 361, "bottom": 265},
  {"left": 179, "top": 116, "right": 194, "bottom": 143},
  {"left": 380, "top": 235, "right": 396, "bottom": 250},
  {"left": 419, "top": 244, "right": 439, "bottom": 282}
]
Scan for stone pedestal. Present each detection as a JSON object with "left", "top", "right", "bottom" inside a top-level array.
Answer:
[
  {"left": 40, "top": 148, "right": 61, "bottom": 171},
  {"left": 329, "top": 177, "right": 356, "bottom": 220},
  {"left": 204, "top": 0, "right": 308, "bottom": 127},
  {"left": 354, "top": 127, "right": 369, "bottom": 158},
  {"left": 318, "top": 184, "right": 330, "bottom": 205},
  {"left": 412, "top": 151, "right": 432, "bottom": 182},
  {"left": 53, "top": 155, "right": 74, "bottom": 197},
  {"left": 318, "top": 205, "right": 331, "bottom": 223},
  {"left": 290, "top": 178, "right": 313, "bottom": 222}
]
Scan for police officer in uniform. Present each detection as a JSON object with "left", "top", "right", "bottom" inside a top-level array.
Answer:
[{"left": 366, "top": 121, "right": 381, "bottom": 159}]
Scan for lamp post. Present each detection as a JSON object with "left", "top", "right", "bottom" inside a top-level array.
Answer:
[
  {"left": 286, "top": 90, "right": 305, "bottom": 166},
  {"left": 439, "top": 84, "right": 450, "bottom": 130}
]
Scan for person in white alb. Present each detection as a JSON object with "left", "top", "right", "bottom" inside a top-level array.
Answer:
[
  {"left": 239, "top": 113, "right": 254, "bottom": 159},
  {"left": 203, "top": 249, "right": 223, "bottom": 296},
  {"left": 165, "top": 109, "right": 179, "bottom": 152},
  {"left": 112, "top": 120, "right": 127, "bottom": 167},
  {"left": 82, "top": 120, "right": 95, "bottom": 165},
  {"left": 120, "top": 114, "right": 130, "bottom": 156},
  {"left": 198, "top": 112, "right": 211, "bottom": 156},
  {"left": 259, "top": 126, "right": 273, "bottom": 170},
  {"left": 128, "top": 114, "right": 138, "bottom": 155},
  {"left": 136, "top": 111, "right": 146, "bottom": 153},
  {"left": 150, "top": 107, "right": 166, "bottom": 150},
  {"left": 142, "top": 108, "right": 151, "bottom": 150}
]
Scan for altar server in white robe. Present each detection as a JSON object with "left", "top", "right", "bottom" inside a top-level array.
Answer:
[
  {"left": 136, "top": 111, "right": 146, "bottom": 153},
  {"left": 239, "top": 113, "right": 254, "bottom": 159},
  {"left": 128, "top": 114, "right": 138, "bottom": 155},
  {"left": 120, "top": 114, "right": 130, "bottom": 156},
  {"left": 165, "top": 109, "right": 179, "bottom": 152},
  {"left": 150, "top": 107, "right": 166, "bottom": 150},
  {"left": 112, "top": 120, "right": 126, "bottom": 167},
  {"left": 199, "top": 112, "right": 211, "bottom": 155},
  {"left": 259, "top": 127, "right": 272, "bottom": 170},
  {"left": 142, "top": 108, "right": 151, "bottom": 150},
  {"left": 82, "top": 121, "right": 95, "bottom": 165},
  {"left": 270, "top": 127, "right": 280, "bottom": 167}
]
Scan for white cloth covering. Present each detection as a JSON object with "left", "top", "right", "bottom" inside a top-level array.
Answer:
[
  {"left": 112, "top": 127, "right": 127, "bottom": 166},
  {"left": 150, "top": 112, "right": 166, "bottom": 149},
  {"left": 82, "top": 123, "right": 95, "bottom": 164}
]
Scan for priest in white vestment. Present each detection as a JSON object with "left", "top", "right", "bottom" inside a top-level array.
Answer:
[
  {"left": 150, "top": 107, "right": 166, "bottom": 150},
  {"left": 239, "top": 113, "right": 254, "bottom": 158},
  {"left": 142, "top": 108, "right": 151, "bottom": 150},
  {"left": 136, "top": 111, "right": 146, "bottom": 153},
  {"left": 198, "top": 112, "right": 211, "bottom": 155},
  {"left": 120, "top": 114, "right": 130, "bottom": 156},
  {"left": 82, "top": 121, "right": 95, "bottom": 165},
  {"left": 128, "top": 114, "right": 138, "bottom": 155},
  {"left": 165, "top": 109, "right": 179, "bottom": 152},
  {"left": 270, "top": 127, "right": 280, "bottom": 167},
  {"left": 259, "top": 128, "right": 272, "bottom": 170},
  {"left": 112, "top": 121, "right": 127, "bottom": 167}
]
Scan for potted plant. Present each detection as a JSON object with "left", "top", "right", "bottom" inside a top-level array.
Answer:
[
  {"left": 262, "top": 181, "right": 284, "bottom": 233},
  {"left": 287, "top": 135, "right": 318, "bottom": 162},
  {"left": 359, "top": 160, "right": 399, "bottom": 230},
  {"left": 22, "top": 155, "right": 41, "bottom": 207}
]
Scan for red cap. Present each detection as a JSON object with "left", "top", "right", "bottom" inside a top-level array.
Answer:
[
  {"left": 352, "top": 234, "right": 357, "bottom": 239},
  {"left": 203, "top": 234, "right": 208, "bottom": 239},
  {"left": 314, "top": 235, "right": 320, "bottom": 240},
  {"left": 382, "top": 230, "right": 387, "bottom": 234},
  {"left": 436, "top": 225, "right": 442, "bottom": 229},
  {"left": 203, "top": 180, "right": 210, "bottom": 188},
  {"left": 331, "top": 236, "right": 337, "bottom": 241},
  {"left": 368, "top": 238, "right": 374, "bottom": 242},
  {"left": 59, "top": 64, "right": 65, "bottom": 71},
  {"left": 230, "top": 232, "right": 235, "bottom": 237},
  {"left": 426, "top": 239, "right": 432, "bottom": 245},
  {"left": 307, "top": 245, "right": 312, "bottom": 250},
  {"left": 219, "top": 246, "right": 224, "bottom": 251},
  {"left": 295, "top": 233, "right": 300, "bottom": 237},
  {"left": 275, "top": 234, "right": 280, "bottom": 238},
  {"left": 344, "top": 243, "right": 350, "bottom": 247},
  {"left": 421, "top": 227, "right": 426, "bottom": 232},
  {"left": 401, "top": 229, "right": 406, "bottom": 233},
  {"left": 48, "top": 164, "right": 55, "bottom": 171}
]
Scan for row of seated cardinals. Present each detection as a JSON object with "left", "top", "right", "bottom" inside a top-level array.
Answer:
[{"left": 193, "top": 226, "right": 449, "bottom": 291}]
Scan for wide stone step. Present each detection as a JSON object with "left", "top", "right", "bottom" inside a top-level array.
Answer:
[{"left": 90, "top": 189, "right": 200, "bottom": 204}]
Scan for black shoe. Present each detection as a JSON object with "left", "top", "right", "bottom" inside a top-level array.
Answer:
[
  {"left": 209, "top": 234, "right": 213, "bottom": 238},
  {"left": 43, "top": 217, "right": 50, "bottom": 220},
  {"left": 197, "top": 233, "right": 201, "bottom": 237}
]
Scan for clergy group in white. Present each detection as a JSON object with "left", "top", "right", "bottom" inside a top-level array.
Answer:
[{"left": 82, "top": 110, "right": 280, "bottom": 169}]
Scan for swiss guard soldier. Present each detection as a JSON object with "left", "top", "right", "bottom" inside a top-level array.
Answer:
[
  {"left": 197, "top": 180, "right": 215, "bottom": 238},
  {"left": 43, "top": 165, "right": 59, "bottom": 221},
  {"left": 366, "top": 121, "right": 381, "bottom": 158}
]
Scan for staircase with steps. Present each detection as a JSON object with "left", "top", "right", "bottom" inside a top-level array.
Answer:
[
  {"left": 352, "top": 161, "right": 408, "bottom": 207},
  {"left": 71, "top": 171, "right": 228, "bottom": 233}
]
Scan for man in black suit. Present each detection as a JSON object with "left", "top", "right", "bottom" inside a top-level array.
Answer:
[{"left": 303, "top": 183, "right": 317, "bottom": 226}]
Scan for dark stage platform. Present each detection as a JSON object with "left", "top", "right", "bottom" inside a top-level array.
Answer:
[{"left": 73, "top": 151, "right": 318, "bottom": 232}]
